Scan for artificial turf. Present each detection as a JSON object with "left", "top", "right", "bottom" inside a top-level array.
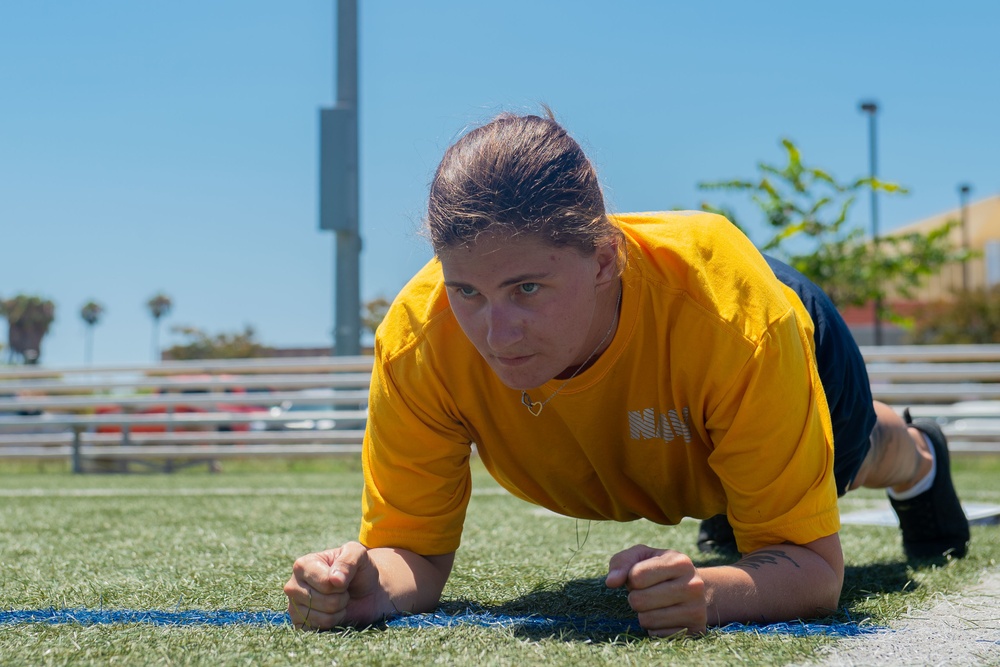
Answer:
[{"left": 1, "top": 456, "right": 997, "bottom": 666}]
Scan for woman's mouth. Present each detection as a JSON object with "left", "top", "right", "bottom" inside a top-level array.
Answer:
[{"left": 493, "top": 354, "right": 534, "bottom": 367}]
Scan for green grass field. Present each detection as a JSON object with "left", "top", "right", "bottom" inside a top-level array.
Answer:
[{"left": 1, "top": 455, "right": 998, "bottom": 666}]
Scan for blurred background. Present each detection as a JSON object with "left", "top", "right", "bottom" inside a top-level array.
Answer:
[{"left": 2, "top": 1, "right": 999, "bottom": 366}]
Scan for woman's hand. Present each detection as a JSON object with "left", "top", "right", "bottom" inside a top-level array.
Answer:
[
  {"left": 284, "top": 541, "right": 387, "bottom": 630},
  {"left": 284, "top": 542, "right": 456, "bottom": 631},
  {"left": 606, "top": 544, "right": 708, "bottom": 637}
]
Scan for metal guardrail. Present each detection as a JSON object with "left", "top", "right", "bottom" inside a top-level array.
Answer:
[
  {"left": 871, "top": 384, "right": 1000, "bottom": 404},
  {"left": 859, "top": 344, "right": 1000, "bottom": 362},
  {"left": 0, "top": 410, "right": 367, "bottom": 431},
  {"left": 0, "top": 390, "right": 369, "bottom": 412},
  {"left": 0, "top": 373, "right": 372, "bottom": 395},
  {"left": 0, "top": 355, "right": 374, "bottom": 380},
  {"left": 0, "top": 430, "right": 366, "bottom": 447},
  {"left": 867, "top": 363, "right": 1000, "bottom": 382}
]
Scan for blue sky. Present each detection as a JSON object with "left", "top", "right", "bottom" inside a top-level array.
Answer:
[{"left": 2, "top": 1, "right": 999, "bottom": 367}]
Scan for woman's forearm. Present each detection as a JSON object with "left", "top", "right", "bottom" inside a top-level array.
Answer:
[{"left": 700, "top": 535, "right": 844, "bottom": 627}]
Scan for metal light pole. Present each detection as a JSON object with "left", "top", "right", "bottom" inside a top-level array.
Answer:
[
  {"left": 859, "top": 100, "right": 882, "bottom": 346},
  {"left": 319, "top": 0, "right": 361, "bottom": 356},
  {"left": 959, "top": 183, "right": 972, "bottom": 291}
]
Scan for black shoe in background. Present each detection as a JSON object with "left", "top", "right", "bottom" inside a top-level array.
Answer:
[
  {"left": 697, "top": 513, "right": 739, "bottom": 556},
  {"left": 889, "top": 409, "right": 970, "bottom": 560}
]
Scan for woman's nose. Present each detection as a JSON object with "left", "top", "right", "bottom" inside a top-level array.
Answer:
[{"left": 485, "top": 303, "right": 523, "bottom": 351}]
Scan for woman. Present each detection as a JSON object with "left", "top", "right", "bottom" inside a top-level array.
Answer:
[{"left": 284, "top": 111, "right": 969, "bottom": 637}]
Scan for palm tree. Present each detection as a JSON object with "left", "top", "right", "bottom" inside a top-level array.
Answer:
[
  {"left": 146, "top": 292, "right": 173, "bottom": 362},
  {"left": 80, "top": 300, "right": 105, "bottom": 366},
  {"left": 0, "top": 295, "right": 56, "bottom": 364}
]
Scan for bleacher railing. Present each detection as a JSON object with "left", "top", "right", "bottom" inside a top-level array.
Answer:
[{"left": 3, "top": 346, "right": 1000, "bottom": 471}]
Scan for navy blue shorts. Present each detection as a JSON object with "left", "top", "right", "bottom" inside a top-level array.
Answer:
[{"left": 765, "top": 256, "right": 876, "bottom": 495}]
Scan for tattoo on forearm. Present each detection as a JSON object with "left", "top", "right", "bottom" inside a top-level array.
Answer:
[{"left": 735, "top": 550, "right": 800, "bottom": 571}]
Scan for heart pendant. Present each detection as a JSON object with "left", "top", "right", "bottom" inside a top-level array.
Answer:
[{"left": 521, "top": 391, "right": 544, "bottom": 416}]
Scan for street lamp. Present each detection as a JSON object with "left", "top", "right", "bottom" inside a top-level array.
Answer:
[
  {"left": 859, "top": 100, "right": 882, "bottom": 345},
  {"left": 319, "top": 0, "right": 361, "bottom": 356},
  {"left": 959, "top": 183, "right": 972, "bottom": 291}
]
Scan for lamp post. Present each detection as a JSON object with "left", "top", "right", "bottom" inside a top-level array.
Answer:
[
  {"left": 859, "top": 100, "right": 882, "bottom": 346},
  {"left": 319, "top": 0, "right": 361, "bottom": 356},
  {"left": 959, "top": 183, "right": 972, "bottom": 291}
]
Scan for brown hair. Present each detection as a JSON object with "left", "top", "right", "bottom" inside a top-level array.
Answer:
[{"left": 426, "top": 111, "right": 623, "bottom": 265}]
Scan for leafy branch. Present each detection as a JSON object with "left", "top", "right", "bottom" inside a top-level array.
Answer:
[{"left": 699, "top": 138, "right": 968, "bottom": 311}]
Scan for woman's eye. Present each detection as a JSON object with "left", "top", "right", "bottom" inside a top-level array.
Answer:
[
  {"left": 457, "top": 287, "right": 479, "bottom": 298},
  {"left": 519, "top": 283, "right": 540, "bottom": 295}
]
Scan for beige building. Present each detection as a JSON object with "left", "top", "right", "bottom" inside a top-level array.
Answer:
[
  {"left": 887, "top": 194, "right": 1000, "bottom": 300},
  {"left": 842, "top": 194, "right": 1000, "bottom": 344}
]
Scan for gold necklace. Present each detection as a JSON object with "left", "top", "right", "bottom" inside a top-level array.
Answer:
[{"left": 520, "top": 285, "right": 622, "bottom": 417}]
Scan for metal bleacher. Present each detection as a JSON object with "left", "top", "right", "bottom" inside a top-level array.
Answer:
[
  {"left": 0, "top": 356, "right": 372, "bottom": 472},
  {"left": 865, "top": 344, "right": 1000, "bottom": 454},
  {"left": 2, "top": 344, "right": 1000, "bottom": 472}
]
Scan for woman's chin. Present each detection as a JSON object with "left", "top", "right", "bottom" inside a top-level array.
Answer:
[{"left": 488, "top": 363, "right": 550, "bottom": 392}]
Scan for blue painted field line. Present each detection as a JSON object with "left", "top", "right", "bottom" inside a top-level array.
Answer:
[
  {"left": 386, "top": 610, "right": 885, "bottom": 637},
  {"left": 716, "top": 620, "right": 885, "bottom": 637},
  {"left": 0, "top": 608, "right": 885, "bottom": 636},
  {"left": 0, "top": 608, "right": 289, "bottom": 627},
  {"left": 385, "top": 610, "right": 644, "bottom": 634}
]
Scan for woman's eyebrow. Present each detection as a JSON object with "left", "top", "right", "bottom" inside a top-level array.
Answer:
[
  {"left": 444, "top": 272, "right": 552, "bottom": 291},
  {"left": 497, "top": 272, "right": 551, "bottom": 288}
]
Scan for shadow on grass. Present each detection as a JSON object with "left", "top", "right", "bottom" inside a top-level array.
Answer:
[
  {"left": 839, "top": 559, "right": 923, "bottom": 609},
  {"left": 426, "top": 577, "right": 644, "bottom": 643},
  {"left": 379, "top": 560, "right": 927, "bottom": 643}
]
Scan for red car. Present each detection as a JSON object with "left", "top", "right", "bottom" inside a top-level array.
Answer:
[{"left": 95, "top": 376, "right": 268, "bottom": 434}]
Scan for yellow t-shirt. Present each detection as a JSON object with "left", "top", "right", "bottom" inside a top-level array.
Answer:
[{"left": 360, "top": 211, "right": 839, "bottom": 555}]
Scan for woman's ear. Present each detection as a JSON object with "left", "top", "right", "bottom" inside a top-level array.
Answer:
[{"left": 594, "top": 239, "right": 619, "bottom": 286}]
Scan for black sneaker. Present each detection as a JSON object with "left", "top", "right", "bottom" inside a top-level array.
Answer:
[
  {"left": 889, "top": 409, "right": 970, "bottom": 560},
  {"left": 697, "top": 513, "right": 739, "bottom": 556}
]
